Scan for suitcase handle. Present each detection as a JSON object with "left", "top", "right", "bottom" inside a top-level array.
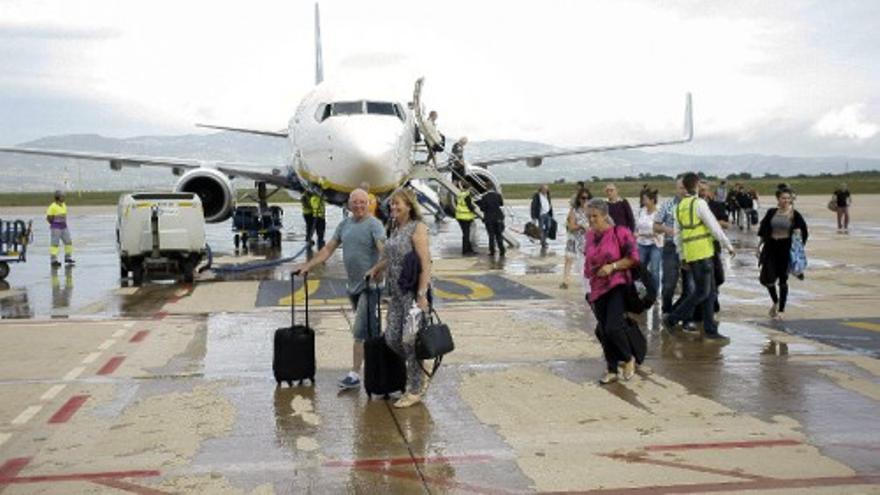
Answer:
[
  {"left": 291, "top": 270, "right": 309, "bottom": 329},
  {"left": 365, "top": 275, "right": 381, "bottom": 338}
]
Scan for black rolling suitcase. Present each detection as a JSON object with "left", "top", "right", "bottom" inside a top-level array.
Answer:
[
  {"left": 273, "top": 271, "right": 316, "bottom": 387},
  {"left": 362, "top": 283, "right": 406, "bottom": 399}
]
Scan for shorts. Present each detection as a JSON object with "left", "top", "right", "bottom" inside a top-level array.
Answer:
[{"left": 349, "top": 289, "right": 380, "bottom": 342}]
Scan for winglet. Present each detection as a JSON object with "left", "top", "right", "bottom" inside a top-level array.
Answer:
[
  {"left": 683, "top": 92, "right": 693, "bottom": 142},
  {"left": 315, "top": 3, "right": 324, "bottom": 85}
]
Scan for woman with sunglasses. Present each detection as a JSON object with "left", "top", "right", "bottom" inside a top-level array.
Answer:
[{"left": 561, "top": 188, "right": 592, "bottom": 289}]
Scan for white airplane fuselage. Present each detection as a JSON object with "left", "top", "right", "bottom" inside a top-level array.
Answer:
[{"left": 287, "top": 81, "right": 416, "bottom": 203}]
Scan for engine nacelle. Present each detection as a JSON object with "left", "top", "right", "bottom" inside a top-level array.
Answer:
[{"left": 174, "top": 168, "right": 235, "bottom": 223}]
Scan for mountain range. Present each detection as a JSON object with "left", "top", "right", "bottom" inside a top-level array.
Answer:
[{"left": 1, "top": 133, "right": 878, "bottom": 192}]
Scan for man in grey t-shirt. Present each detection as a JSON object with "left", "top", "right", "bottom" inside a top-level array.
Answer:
[{"left": 295, "top": 189, "right": 386, "bottom": 390}]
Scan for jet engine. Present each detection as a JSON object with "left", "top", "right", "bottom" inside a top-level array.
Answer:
[{"left": 174, "top": 168, "right": 235, "bottom": 223}]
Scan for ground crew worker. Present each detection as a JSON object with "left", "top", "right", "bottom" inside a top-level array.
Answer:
[
  {"left": 309, "top": 192, "right": 326, "bottom": 250},
  {"left": 455, "top": 183, "right": 477, "bottom": 256},
  {"left": 46, "top": 190, "right": 74, "bottom": 267},
  {"left": 301, "top": 191, "right": 316, "bottom": 248},
  {"left": 663, "top": 172, "right": 734, "bottom": 341}
]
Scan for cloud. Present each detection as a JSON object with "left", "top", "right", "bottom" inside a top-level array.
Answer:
[
  {"left": 0, "top": 23, "right": 120, "bottom": 40},
  {"left": 812, "top": 104, "right": 879, "bottom": 140}
]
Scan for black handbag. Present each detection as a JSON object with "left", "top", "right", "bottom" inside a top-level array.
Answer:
[{"left": 416, "top": 308, "right": 455, "bottom": 377}]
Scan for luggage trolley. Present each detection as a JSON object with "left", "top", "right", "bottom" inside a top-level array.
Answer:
[{"left": 0, "top": 219, "right": 33, "bottom": 279}]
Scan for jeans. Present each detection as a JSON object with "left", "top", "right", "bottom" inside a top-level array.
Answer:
[
  {"left": 638, "top": 243, "right": 661, "bottom": 294},
  {"left": 539, "top": 213, "right": 553, "bottom": 246},
  {"left": 669, "top": 258, "right": 718, "bottom": 335},
  {"left": 661, "top": 242, "right": 680, "bottom": 313}
]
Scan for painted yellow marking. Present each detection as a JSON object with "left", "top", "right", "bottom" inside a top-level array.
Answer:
[
  {"left": 40, "top": 385, "right": 66, "bottom": 401},
  {"left": 432, "top": 277, "right": 494, "bottom": 301},
  {"left": 279, "top": 279, "right": 321, "bottom": 306},
  {"left": 11, "top": 405, "right": 42, "bottom": 425},
  {"left": 63, "top": 366, "right": 85, "bottom": 381},
  {"left": 845, "top": 321, "right": 880, "bottom": 333}
]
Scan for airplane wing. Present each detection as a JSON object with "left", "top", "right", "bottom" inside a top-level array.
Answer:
[
  {"left": 470, "top": 93, "right": 693, "bottom": 168},
  {"left": 195, "top": 123, "right": 289, "bottom": 138},
  {"left": 0, "top": 146, "right": 293, "bottom": 187}
]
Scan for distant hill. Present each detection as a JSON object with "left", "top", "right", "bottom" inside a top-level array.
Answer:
[{"left": 1, "top": 133, "right": 877, "bottom": 191}]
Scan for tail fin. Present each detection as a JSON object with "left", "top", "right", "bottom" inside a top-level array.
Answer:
[{"left": 314, "top": 3, "right": 324, "bottom": 85}]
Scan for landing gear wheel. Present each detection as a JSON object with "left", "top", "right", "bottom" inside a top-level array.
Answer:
[{"left": 0, "top": 261, "right": 8, "bottom": 280}]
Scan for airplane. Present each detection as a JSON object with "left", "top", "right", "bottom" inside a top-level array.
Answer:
[{"left": 0, "top": 4, "right": 693, "bottom": 229}]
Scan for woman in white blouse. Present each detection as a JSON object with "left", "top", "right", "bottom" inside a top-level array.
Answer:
[{"left": 635, "top": 189, "right": 663, "bottom": 293}]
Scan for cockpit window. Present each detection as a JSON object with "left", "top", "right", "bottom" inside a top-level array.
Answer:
[{"left": 317, "top": 100, "right": 406, "bottom": 123}]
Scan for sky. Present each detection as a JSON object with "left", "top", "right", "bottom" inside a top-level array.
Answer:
[{"left": 1, "top": 0, "right": 879, "bottom": 158}]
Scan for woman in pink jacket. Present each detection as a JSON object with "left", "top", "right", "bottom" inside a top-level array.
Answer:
[{"left": 584, "top": 199, "right": 640, "bottom": 384}]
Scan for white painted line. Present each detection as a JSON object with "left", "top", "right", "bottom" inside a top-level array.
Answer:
[
  {"left": 0, "top": 432, "right": 10, "bottom": 447},
  {"left": 97, "top": 339, "right": 116, "bottom": 351},
  {"left": 11, "top": 405, "right": 42, "bottom": 425},
  {"left": 40, "top": 384, "right": 66, "bottom": 401},
  {"left": 63, "top": 366, "right": 85, "bottom": 381},
  {"left": 124, "top": 322, "right": 135, "bottom": 328},
  {"left": 112, "top": 329, "right": 126, "bottom": 338},
  {"left": 82, "top": 352, "right": 102, "bottom": 364}
]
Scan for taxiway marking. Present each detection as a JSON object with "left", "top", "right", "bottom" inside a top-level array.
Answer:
[
  {"left": 0, "top": 433, "right": 10, "bottom": 449},
  {"left": 48, "top": 395, "right": 88, "bottom": 424},
  {"left": 538, "top": 474, "right": 880, "bottom": 494},
  {"left": 845, "top": 321, "right": 880, "bottom": 333},
  {"left": 93, "top": 478, "right": 170, "bottom": 494},
  {"left": 97, "top": 356, "right": 125, "bottom": 376},
  {"left": 81, "top": 352, "right": 102, "bottom": 364},
  {"left": 130, "top": 331, "right": 150, "bottom": 343},
  {"left": 324, "top": 454, "right": 495, "bottom": 468},
  {"left": 63, "top": 367, "right": 85, "bottom": 381},
  {"left": 0, "top": 457, "right": 30, "bottom": 482},
  {"left": 97, "top": 339, "right": 116, "bottom": 350},
  {"left": 10, "top": 406, "right": 42, "bottom": 426},
  {"left": 112, "top": 329, "right": 127, "bottom": 338},
  {"left": 152, "top": 312, "right": 168, "bottom": 320},
  {"left": 643, "top": 439, "right": 801, "bottom": 452},
  {"left": 40, "top": 385, "right": 66, "bottom": 402}
]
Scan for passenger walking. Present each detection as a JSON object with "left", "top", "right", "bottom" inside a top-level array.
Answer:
[
  {"left": 737, "top": 186, "right": 755, "bottom": 231},
  {"left": 455, "top": 183, "right": 478, "bottom": 255},
  {"left": 449, "top": 136, "right": 468, "bottom": 180},
  {"left": 475, "top": 189, "right": 506, "bottom": 257},
  {"left": 560, "top": 188, "right": 590, "bottom": 289},
  {"left": 584, "top": 199, "right": 640, "bottom": 384},
  {"left": 758, "top": 187, "right": 808, "bottom": 320},
  {"left": 46, "top": 190, "right": 74, "bottom": 267},
  {"left": 655, "top": 177, "right": 686, "bottom": 313},
  {"left": 636, "top": 188, "right": 662, "bottom": 294},
  {"left": 366, "top": 190, "right": 432, "bottom": 408},
  {"left": 604, "top": 183, "right": 635, "bottom": 231},
  {"left": 663, "top": 172, "right": 735, "bottom": 341},
  {"left": 715, "top": 180, "right": 728, "bottom": 204},
  {"left": 832, "top": 183, "right": 852, "bottom": 233},
  {"left": 530, "top": 185, "right": 554, "bottom": 249},
  {"left": 294, "top": 189, "right": 386, "bottom": 391}
]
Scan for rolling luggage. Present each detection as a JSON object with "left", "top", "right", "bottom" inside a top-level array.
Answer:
[
  {"left": 273, "top": 271, "right": 316, "bottom": 387},
  {"left": 363, "top": 284, "right": 406, "bottom": 399}
]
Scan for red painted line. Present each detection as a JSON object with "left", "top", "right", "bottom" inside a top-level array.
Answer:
[
  {"left": 324, "top": 454, "right": 494, "bottom": 468},
  {"left": 643, "top": 439, "right": 801, "bottom": 452},
  {"left": 0, "top": 457, "right": 31, "bottom": 482},
  {"left": 97, "top": 356, "right": 126, "bottom": 375},
  {"left": 0, "top": 469, "right": 160, "bottom": 484},
  {"left": 48, "top": 395, "right": 89, "bottom": 424},
  {"left": 129, "top": 330, "right": 150, "bottom": 343},
  {"left": 92, "top": 478, "right": 170, "bottom": 495},
  {"left": 152, "top": 312, "right": 168, "bottom": 320},
  {"left": 602, "top": 454, "right": 769, "bottom": 481},
  {"left": 537, "top": 474, "right": 880, "bottom": 494}
]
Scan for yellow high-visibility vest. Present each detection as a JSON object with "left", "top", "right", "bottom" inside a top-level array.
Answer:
[
  {"left": 676, "top": 196, "right": 714, "bottom": 262},
  {"left": 455, "top": 191, "right": 476, "bottom": 221},
  {"left": 309, "top": 194, "right": 325, "bottom": 218}
]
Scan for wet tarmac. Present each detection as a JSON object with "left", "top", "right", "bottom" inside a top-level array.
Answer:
[{"left": 1, "top": 195, "right": 879, "bottom": 493}]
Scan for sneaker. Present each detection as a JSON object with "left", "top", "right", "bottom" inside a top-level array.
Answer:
[
  {"left": 682, "top": 322, "right": 699, "bottom": 334},
  {"left": 50, "top": 260, "right": 62, "bottom": 267},
  {"left": 775, "top": 312, "right": 785, "bottom": 321},
  {"left": 662, "top": 314, "right": 678, "bottom": 333},
  {"left": 393, "top": 393, "right": 422, "bottom": 408},
  {"left": 338, "top": 375, "right": 361, "bottom": 390},
  {"left": 769, "top": 303, "right": 778, "bottom": 318},
  {"left": 622, "top": 358, "right": 636, "bottom": 381},
  {"left": 703, "top": 333, "right": 730, "bottom": 343},
  {"left": 64, "top": 258, "right": 75, "bottom": 265},
  {"left": 599, "top": 372, "right": 618, "bottom": 385}
]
